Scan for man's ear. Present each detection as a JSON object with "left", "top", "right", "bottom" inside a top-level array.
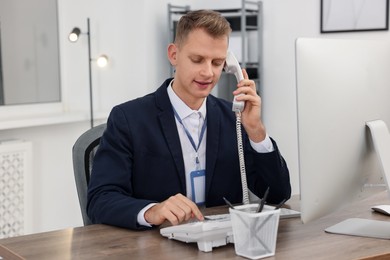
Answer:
[{"left": 167, "top": 43, "right": 178, "bottom": 66}]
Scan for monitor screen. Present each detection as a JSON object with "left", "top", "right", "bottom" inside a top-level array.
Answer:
[{"left": 295, "top": 38, "right": 390, "bottom": 223}]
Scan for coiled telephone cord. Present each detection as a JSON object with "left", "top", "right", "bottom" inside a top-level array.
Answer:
[{"left": 236, "top": 111, "right": 250, "bottom": 204}]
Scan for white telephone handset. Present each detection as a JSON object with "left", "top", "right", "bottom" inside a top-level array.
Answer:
[
  {"left": 223, "top": 51, "right": 250, "bottom": 205},
  {"left": 224, "top": 51, "right": 245, "bottom": 112}
]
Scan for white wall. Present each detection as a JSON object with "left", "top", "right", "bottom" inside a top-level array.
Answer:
[
  {"left": 259, "top": 0, "right": 390, "bottom": 196},
  {"left": 1, "top": 0, "right": 390, "bottom": 234},
  {"left": 0, "top": 122, "right": 90, "bottom": 232}
]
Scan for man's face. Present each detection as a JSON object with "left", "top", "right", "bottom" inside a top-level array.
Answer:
[{"left": 168, "top": 28, "right": 229, "bottom": 109}]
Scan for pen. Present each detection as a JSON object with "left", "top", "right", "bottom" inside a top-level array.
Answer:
[
  {"left": 274, "top": 199, "right": 287, "bottom": 210},
  {"left": 257, "top": 187, "right": 270, "bottom": 213},
  {"left": 223, "top": 197, "right": 235, "bottom": 209}
]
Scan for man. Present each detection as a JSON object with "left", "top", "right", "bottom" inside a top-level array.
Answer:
[{"left": 87, "top": 9, "right": 291, "bottom": 230}]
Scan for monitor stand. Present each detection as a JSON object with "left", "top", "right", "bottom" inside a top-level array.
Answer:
[{"left": 366, "top": 120, "right": 390, "bottom": 199}]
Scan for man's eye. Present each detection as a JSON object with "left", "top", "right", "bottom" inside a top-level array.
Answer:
[{"left": 213, "top": 61, "right": 224, "bottom": 66}]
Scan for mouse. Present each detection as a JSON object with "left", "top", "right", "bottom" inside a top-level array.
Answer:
[{"left": 371, "top": 205, "right": 390, "bottom": 216}]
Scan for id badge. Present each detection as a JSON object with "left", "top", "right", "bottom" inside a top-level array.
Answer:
[{"left": 190, "top": 170, "right": 206, "bottom": 205}]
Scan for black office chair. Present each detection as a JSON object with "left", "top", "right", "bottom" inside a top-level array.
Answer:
[{"left": 72, "top": 123, "right": 107, "bottom": 226}]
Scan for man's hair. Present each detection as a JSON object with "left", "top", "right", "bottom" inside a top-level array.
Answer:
[{"left": 174, "top": 9, "right": 232, "bottom": 47}]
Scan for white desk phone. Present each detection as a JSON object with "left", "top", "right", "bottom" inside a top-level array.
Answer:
[{"left": 160, "top": 51, "right": 300, "bottom": 252}]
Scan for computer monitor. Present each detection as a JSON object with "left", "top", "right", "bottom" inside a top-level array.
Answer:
[{"left": 295, "top": 38, "right": 390, "bottom": 223}]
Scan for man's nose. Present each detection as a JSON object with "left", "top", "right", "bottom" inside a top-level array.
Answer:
[{"left": 200, "top": 62, "right": 213, "bottom": 77}]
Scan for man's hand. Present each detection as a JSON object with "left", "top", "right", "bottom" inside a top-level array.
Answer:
[
  {"left": 144, "top": 193, "right": 204, "bottom": 226},
  {"left": 233, "top": 69, "right": 266, "bottom": 143}
]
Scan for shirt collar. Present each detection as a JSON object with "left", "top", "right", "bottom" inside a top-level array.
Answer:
[{"left": 167, "top": 80, "right": 207, "bottom": 120}]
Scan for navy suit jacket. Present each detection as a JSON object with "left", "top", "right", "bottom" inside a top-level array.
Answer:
[{"left": 87, "top": 78, "right": 291, "bottom": 230}]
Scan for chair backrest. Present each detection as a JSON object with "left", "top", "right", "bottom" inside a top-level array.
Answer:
[{"left": 72, "top": 123, "right": 107, "bottom": 226}]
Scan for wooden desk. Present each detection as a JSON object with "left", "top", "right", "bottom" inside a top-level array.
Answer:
[{"left": 0, "top": 192, "right": 389, "bottom": 260}]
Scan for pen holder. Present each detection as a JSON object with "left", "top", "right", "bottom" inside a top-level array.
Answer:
[{"left": 229, "top": 204, "right": 280, "bottom": 259}]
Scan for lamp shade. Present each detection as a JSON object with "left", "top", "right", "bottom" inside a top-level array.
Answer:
[
  {"left": 69, "top": 27, "right": 81, "bottom": 42},
  {"left": 96, "top": 55, "right": 109, "bottom": 68}
]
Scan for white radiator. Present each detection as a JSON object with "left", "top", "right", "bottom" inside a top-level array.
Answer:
[{"left": 0, "top": 140, "right": 32, "bottom": 239}]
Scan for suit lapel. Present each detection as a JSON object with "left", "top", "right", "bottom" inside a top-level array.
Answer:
[
  {"left": 155, "top": 81, "right": 186, "bottom": 194},
  {"left": 205, "top": 98, "right": 221, "bottom": 198}
]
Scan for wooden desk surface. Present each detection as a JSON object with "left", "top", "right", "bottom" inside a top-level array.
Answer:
[{"left": 1, "top": 192, "right": 389, "bottom": 260}]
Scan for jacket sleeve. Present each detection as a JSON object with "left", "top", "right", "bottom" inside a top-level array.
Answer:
[
  {"left": 245, "top": 137, "right": 291, "bottom": 204},
  {"left": 86, "top": 106, "right": 156, "bottom": 230}
]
